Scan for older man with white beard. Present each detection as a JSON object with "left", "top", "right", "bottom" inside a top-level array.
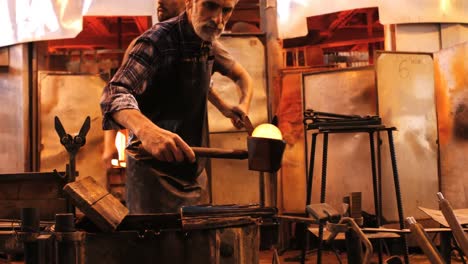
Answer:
[
  {"left": 100, "top": 0, "right": 246, "bottom": 213},
  {"left": 101, "top": 0, "right": 252, "bottom": 170}
]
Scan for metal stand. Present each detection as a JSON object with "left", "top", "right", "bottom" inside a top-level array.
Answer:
[
  {"left": 54, "top": 116, "right": 90, "bottom": 214},
  {"left": 55, "top": 214, "right": 85, "bottom": 264},
  {"left": 20, "top": 208, "right": 40, "bottom": 264},
  {"left": 303, "top": 125, "right": 409, "bottom": 264}
]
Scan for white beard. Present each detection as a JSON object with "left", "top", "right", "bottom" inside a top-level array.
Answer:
[{"left": 190, "top": 5, "right": 223, "bottom": 42}]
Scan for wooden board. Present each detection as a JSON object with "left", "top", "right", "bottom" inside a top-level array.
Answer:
[
  {"left": 276, "top": 71, "right": 307, "bottom": 213},
  {"left": 434, "top": 42, "right": 468, "bottom": 208},
  {"left": 376, "top": 52, "right": 439, "bottom": 220},
  {"left": 64, "top": 176, "right": 128, "bottom": 232},
  {"left": 0, "top": 44, "right": 28, "bottom": 173}
]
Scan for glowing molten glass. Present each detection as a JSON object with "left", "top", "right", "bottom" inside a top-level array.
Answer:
[{"left": 252, "top": 124, "right": 283, "bottom": 140}]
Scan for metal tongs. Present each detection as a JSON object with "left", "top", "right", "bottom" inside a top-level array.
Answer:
[
  {"left": 303, "top": 109, "right": 381, "bottom": 130},
  {"left": 54, "top": 116, "right": 91, "bottom": 182}
]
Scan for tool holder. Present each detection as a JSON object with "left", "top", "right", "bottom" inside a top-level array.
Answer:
[{"left": 54, "top": 116, "right": 91, "bottom": 214}]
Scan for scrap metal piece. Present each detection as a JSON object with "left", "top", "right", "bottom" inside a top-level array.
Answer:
[
  {"left": 306, "top": 203, "right": 340, "bottom": 222},
  {"left": 406, "top": 216, "right": 445, "bottom": 264},
  {"left": 437, "top": 192, "right": 468, "bottom": 257}
]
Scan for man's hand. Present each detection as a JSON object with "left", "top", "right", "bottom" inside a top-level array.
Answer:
[
  {"left": 220, "top": 104, "right": 248, "bottom": 129},
  {"left": 113, "top": 109, "right": 195, "bottom": 163},
  {"left": 138, "top": 124, "right": 196, "bottom": 163},
  {"left": 208, "top": 84, "right": 250, "bottom": 129}
]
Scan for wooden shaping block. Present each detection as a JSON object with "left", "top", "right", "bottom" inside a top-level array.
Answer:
[{"left": 64, "top": 176, "right": 128, "bottom": 232}]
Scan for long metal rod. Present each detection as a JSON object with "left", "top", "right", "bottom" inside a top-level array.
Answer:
[
  {"left": 259, "top": 172, "right": 265, "bottom": 207},
  {"left": 21, "top": 208, "right": 40, "bottom": 264},
  {"left": 387, "top": 130, "right": 409, "bottom": 264},
  {"left": 407, "top": 217, "right": 445, "bottom": 264},
  {"left": 369, "top": 131, "right": 383, "bottom": 264},
  {"left": 301, "top": 133, "right": 317, "bottom": 264},
  {"left": 437, "top": 192, "right": 468, "bottom": 257},
  {"left": 192, "top": 147, "right": 248, "bottom": 159},
  {"left": 317, "top": 132, "right": 329, "bottom": 264},
  {"left": 306, "top": 133, "right": 318, "bottom": 205}
]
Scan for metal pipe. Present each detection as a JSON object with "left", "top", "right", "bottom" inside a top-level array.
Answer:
[
  {"left": 192, "top": 147, "right": 248, "bottom": 159},
  {"left": 387, "top": 130, "right": 409, "bottom": 263},
  {"left": 55, "top": 214, "right": 85, "bottom": 264},
  {"left": 21, "top": 208, "right": 40, "bottom": 264},
  {"left": 316, "top": 132, "right": 329, "bottom": 264},
  {"left": 407, "top": 217, "right": 445, "bottom": 264},
  {"left": 326, "top": 217, "right": 373, "bottom": 264},
  {"left": 369, "top": 131, "right": 383, "bottom": 264},
  {"left": 300, "top": 133, "right": 317, "bottom": 264},
  {"left": 344, "top": 217, "right": 373, "bottom": 264},
  {"left": 437, "top": 192, "right": 468, "bottom": 257}
]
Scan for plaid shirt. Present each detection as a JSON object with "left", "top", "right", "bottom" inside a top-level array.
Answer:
[{"left": 100, "top": 12, "right": 233, "bottom": 130}]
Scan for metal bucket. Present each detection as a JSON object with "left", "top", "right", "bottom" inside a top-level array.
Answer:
[{"left": 247, "top": 137, "right": 286, "bottom": 172}]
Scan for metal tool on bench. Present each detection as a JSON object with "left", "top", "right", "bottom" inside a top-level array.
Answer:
[
  {"left": 306, "top": 203, "right": 374, "bottom": 264},
  {"left": 303, "top": 109, "right": 382, "bottom": 129},
  {"left": 54, "top": 116, "right": 90, "bottom": 183},
  {"left": 54, "top": 116, "right": 90, "bottom": 214},
  {"left": 305, "top": 199, "right": 405, "bottom": 264},
  {"left": 406, "top": 217, "right": 445, "bottom": 264}
]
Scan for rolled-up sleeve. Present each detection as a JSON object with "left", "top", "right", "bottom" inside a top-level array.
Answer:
[{"left": 100, "top": 38, "right": 156, "bottom": 130}]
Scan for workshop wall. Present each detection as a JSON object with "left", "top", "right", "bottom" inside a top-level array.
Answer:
[
  {"left": 0, "top": 44, "right": 29, "bottom": 173},
  {"left": 435, "top": 41, "right": 468, "bottom": 209},
  {"left": 376, "top": 52, "right": 439, "bottom": 221}
]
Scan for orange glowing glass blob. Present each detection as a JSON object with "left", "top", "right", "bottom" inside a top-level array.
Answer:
[
  {"left": 252, "top": 124, "right": 283, "bottom": 140},
  {"left": 111, "top": 130, "right": 127, "bottom": 168}
]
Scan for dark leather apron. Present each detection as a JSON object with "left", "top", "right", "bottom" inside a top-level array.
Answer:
[{"left": 125, "top": 41, "right": 213, "bottom": 214}]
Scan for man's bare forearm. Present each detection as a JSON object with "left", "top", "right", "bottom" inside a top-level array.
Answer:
[
  {"left": 208, "top": 88, "right": 230, "bottom": 116},
  {"left": 111, "top": 109, "right": 195, "bottom": 162},
  {"left": 112, "top": 109, "right": 154, "bottom": 139},
  {"left": 229, "top": 62, "right": 253, "bottom": 112}
]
